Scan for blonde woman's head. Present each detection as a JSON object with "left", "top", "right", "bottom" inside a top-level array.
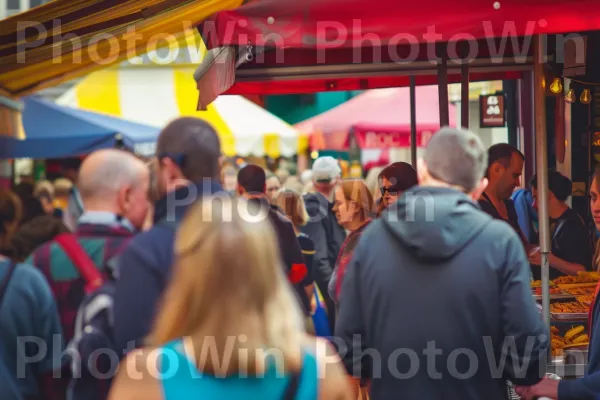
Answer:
[
  {"left": 273, "top": 189, "right": 309, "bottom": 228},
  {"left": 149, "top": 196, "right": 305, "bottom": 375}
]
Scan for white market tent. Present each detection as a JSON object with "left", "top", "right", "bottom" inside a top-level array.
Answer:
[{"left": 57, "top": 67, "right": 306, "bottom": 158}]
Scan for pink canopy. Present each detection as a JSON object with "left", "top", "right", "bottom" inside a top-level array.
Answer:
[{"left": 295, "top": 86, "right": 457, "bottom": 150}]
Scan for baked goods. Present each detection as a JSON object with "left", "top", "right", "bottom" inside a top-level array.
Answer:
[
  {"left": 550, "top": 301, "right": 589, "bottom": 314},
  {"left": 565, "top": 287, "right": 596, "bottom": 295}
]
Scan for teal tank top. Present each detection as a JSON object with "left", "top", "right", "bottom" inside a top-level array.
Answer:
[{"left": 159, "top": 339, "right": 319, "bottom": 399}]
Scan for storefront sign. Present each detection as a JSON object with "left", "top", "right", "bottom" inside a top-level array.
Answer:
[
  {"left": 480, "top": 94, "right": 506, "bottom": 128},
  {"left": 353, "top": 129, "right": 431, "bottom": 149}
]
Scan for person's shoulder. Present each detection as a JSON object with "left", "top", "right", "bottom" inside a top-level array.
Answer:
[
  {"left": 119, "top": 223, "right": 176, "bottom": 268},
  {"left": 477, "top": 218, "right": 523, "bottom": 250},
  {"left": 8, "top": 263, "right": 52, "bottom": 295}
]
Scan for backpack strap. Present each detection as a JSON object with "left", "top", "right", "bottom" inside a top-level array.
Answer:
[
  {"left": 282, "top": 370, "right": 301, "bottom": 400},
  {"left": 0, "top": 261, "right": 18, "bottom": 310},
  {"left": 54, "top": 233, "right": 103, "bottom": 294}
]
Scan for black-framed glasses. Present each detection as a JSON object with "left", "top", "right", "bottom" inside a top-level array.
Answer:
[{"left": 381, "top": 185, "right": 400, "bottom": 195}]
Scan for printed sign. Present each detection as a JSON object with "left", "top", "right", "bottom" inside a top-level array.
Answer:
[{"left": 480, "top": 94, "right": 506, "bottom": 128}]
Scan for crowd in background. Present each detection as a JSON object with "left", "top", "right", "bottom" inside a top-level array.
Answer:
[{"left": 1, "top": 116, "right": 600, "bottom": 400}]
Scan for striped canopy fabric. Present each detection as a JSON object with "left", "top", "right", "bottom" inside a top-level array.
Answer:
[
  {"left": 57, "top": 67, "right": 307, "bottom": 158},
  {"left": 0, "top": 0, "right": 243, "bottom": 98}
]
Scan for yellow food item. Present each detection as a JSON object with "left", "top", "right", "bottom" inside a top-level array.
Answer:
[
  {"left": 565, "top": 326, "right": 585, "bottom": 341},
  {"left": 551, "top": 326, "right": 560, "bottom": 334},
  {"left": 555, "top": 274, "right": 599, "bottom": 284},
  {"left": 577, "top": 295, "right": 595, "bottom": 306},
  {"left": 565, "top": 287, "right": 596, "bottom": 295},
  {"left": 531, "top": 280, "right": 556, "bottom": 288},
  {"left": 573, "top": 334, "right": 589, "bottom": 344}
]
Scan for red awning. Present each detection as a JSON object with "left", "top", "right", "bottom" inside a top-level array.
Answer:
[
  {"left": 195, "top": 0, "right": 600, "bottom": 106},
  {"left": 202, "top": 0, "right": 600, "bottom": 49},
  {"left": 295, "top": 86, "right": 456, "bottom": 150}
]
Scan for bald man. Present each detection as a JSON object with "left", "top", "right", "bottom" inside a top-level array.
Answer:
[{"left": 26, "top": 149, "right": 150, "bottom": 345}]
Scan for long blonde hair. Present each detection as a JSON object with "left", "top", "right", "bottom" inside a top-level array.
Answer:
[
  {"left": 148, "top": 196, "right": 305, "bottom": 375},
  {"left": 273, "top": 189, "right": 309, "bottom": 228}
]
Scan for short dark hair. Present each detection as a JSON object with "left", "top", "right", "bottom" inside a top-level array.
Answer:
[
  {"left": 486, "top": 143, "right": 524, "bottom": 177},
  {"left": 237, "top": 165, "right": 266, "bottom": 194},
  {"left": 530, "top": 170, "right": 572, "bottom": 202},
  {"left": 156, "top": 117, "right": 221, "bottom": 182},
  {"left": 378, "top": 162, "right": 418, "bottom": 191},
  {"left": 424, "top": 127, "right": 487, "bottom": 192}
]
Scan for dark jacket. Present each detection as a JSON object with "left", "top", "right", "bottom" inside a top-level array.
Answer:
[
  {"left": 335, "top": 187, "right": 549, "bottom": 400},
  {"left": 247, "top": 198, "right": 310, "bottom": 315},
  {"left": 113, "top": 181, "right": 223, "bottom": 354},
  {"left": 301, "top": 192, "right": 346, "bottom": 291},
  {"left": 559, "top": 290, "right": 600, "bottom": 399}
]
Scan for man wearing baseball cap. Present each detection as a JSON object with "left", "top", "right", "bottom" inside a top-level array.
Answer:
[{"left": 301, "top": 156, "right": 346, "bottom": 332}]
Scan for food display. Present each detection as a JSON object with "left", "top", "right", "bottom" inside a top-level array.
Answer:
[
  {"left": 576, "top": 295, "right": 595, "bottom": 307},
  {"left": 551, "top": 325, "right": 589, "bottom": 357},
  {"left": 565, "top": 286, "right": 596, "bottom": 296},
  {"left": 550, "top": 301, "right": 589, "bottom": 314},
  {"left": 533, "top": 287, "right": 565, "bottom": 296},
  {"left": 531, "top": 280, "right": 556, "bottom": 288},
  {"left": 554, "top": 272, "right": 600, "bottom": 285}
]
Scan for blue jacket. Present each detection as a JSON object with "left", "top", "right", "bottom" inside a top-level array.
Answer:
[
  {"left": 335, "top": 187, "right": 549, "bottom": 400},
  {"left": 559, "top": 294, "right": 600, "bottom": 399},
  {"left": 512, "top": 188, "right": 538, "bottom": 244},
  {"left": 113, "top": 181, "right": 223, "bottom": 354}
]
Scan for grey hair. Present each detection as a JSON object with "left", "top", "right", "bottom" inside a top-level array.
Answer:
[
  {"left": 424, "top": 127, "right": 488, "bottom": 192},
  {"left": 78, "top": 150, "right": 148, "bottom": 201}
]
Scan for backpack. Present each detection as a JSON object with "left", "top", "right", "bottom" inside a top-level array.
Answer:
[{"left": 54, "top": 233, "right": 119, "bottom": 400}]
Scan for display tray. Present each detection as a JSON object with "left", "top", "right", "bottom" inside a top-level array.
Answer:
[
  {"left": 532, "top": 293, "right": 575, "bottom": 301},
  {"left": 551, "top": 312, "right": 588, "bottom": 321},
  {"left": 535, "top": 299, "right": 589, "bottom": 321},
  {"left": 557, "top": 283, "right": 598, "bottom": 289}
]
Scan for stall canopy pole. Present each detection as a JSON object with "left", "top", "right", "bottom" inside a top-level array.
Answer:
[
  {"left": 410, "top": 75, "right": 417, "bottom": 168},
  {"left": 461, "top": 63, "right": 469, "bottom": 128},
  {"left": 533, "top": 35, "right": 552, "bottom": 330},
  {"left": 438, "top": 46, "right": 450, "bottom": 127}
]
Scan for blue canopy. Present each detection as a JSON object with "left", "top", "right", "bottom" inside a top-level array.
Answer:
[{"left": 0, "top": 97, "right": 159, "bottom": 159}]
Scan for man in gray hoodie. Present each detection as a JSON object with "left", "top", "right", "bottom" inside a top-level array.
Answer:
[{"left": 335, "top": 127, "right": 549, "bottom": 400}]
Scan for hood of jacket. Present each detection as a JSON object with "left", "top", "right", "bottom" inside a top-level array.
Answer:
[{"left": 382, "top": 186, "right": 492, "bottom": 261}]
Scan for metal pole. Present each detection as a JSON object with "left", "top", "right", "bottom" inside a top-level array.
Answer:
[
  {"left": 410, "top": 76, "right": 417, "bottom": 169},
  {"left": 533, "top": 35, "right": 551, "bottom": 333},
  {"left": 438, "top": 46, "right": 450, "bottom": 126},
  {"left": 461, "top": 63, "right": 469, "bottom": 129}
]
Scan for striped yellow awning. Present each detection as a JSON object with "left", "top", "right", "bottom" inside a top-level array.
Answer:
[
  {"left": 0, "top": 0, "right": 243, "bottom": 98},
  {"left": 57, "top": 65, "right": 308, "bottom": 158}
]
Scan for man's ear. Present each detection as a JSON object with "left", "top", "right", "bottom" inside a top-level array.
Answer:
[
  {"left": 236, "top": 183, "right": 244, "bottom": 196},
  {"left": 470, "top": 177, "right": 489, "bottom": 201}
]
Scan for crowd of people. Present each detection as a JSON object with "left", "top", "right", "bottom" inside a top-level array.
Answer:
[{"left": 1, "top": 116, "right": 600, "bottom": 400}]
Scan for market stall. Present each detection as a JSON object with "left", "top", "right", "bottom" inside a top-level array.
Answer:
[
  {"left": 295, "top": 86, "right": 456, "bottom": 165},
  {"left": 0, "top": 96, "right": 159, "bottom": 158},
  {"left": 192, "top": 0, "right": 600, "bottom": 383},
  {"left": 57, "top": 67, "right": 307, "bottom": 158}
]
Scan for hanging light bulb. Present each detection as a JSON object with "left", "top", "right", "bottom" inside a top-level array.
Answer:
[
  {"left": 549, "top": 77, "right": 563, "bottom": 94},
  {"left": 565, "top": 87, "right": 576, "bottom": 104},
  {"left": 580, "top": 88, "right": 592, "bottom": 104}
]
